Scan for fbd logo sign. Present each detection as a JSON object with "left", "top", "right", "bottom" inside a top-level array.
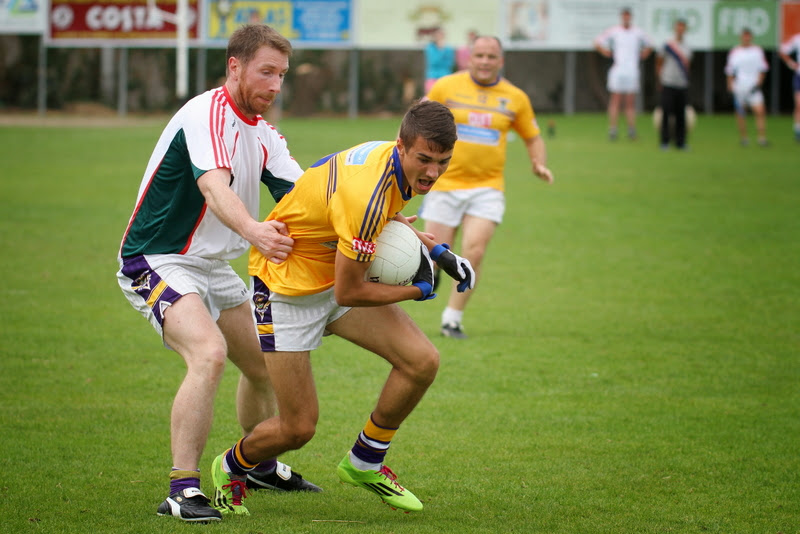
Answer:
[{"left": 713, "top": 1, "right": 776, "bottom": 48}]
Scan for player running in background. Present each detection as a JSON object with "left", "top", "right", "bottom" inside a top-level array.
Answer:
[
  {"left": 594, "top": 7, "right": 653, "bottom": 141},
  {"left": 725, "top": 27, "right": 770, "bottom": 147},
  {"left": 778, "top": 31, "right": 800, "bottom": 142},
  {"left": 209, "top": 100, "right": 475, "bottom": 514},
  {"left": 422, "top": 35, "right": 553, "bottom": 339},
  {"left": 116, "top": 24, "right": 319, "bottom": 523}
]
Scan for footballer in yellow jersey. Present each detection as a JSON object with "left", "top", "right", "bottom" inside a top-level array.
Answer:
[
  {"left": 426, "top": 69, "right": 540, "bottom": 192},
  {"left": 249, "top": 141, "right": 413, "bottom": 296},
  {"left": 213, "top": 102, "right": 477, "bottom": 513},
  {"left": 421, "top": 36, "right": 553, "bottom": 340}
]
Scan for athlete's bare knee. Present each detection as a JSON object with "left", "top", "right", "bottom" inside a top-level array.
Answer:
[
  {"left": 406, "top": 346, "right": 440, "bottom": 387},
  {"left": 281, "top": 421, "right": 316, "bottom": 450},
  {"left": 184, "top": 345, "right": 227, "bottom": 381}
]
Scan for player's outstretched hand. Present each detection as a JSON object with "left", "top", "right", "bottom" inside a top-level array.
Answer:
[
  {"left": 430, "top": 244, "right": 476, "bottom": 292},
  {"left": 252, "top": 220, "right": 294, "bottom": 264},
  {"left": 412, "top": 244, "right": 436, "bottom": 301}
]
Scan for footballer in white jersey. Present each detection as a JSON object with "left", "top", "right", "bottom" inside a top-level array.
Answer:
[
  {"left": 594, "top": 7, "right": 653, "bottom": 140},
  {"left": 725, "top": 28, "right": 769, "bottom": 146}
]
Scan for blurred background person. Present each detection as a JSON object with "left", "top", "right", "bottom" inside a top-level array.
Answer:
[
  {"left": 656, "top": 18, "right": 692, "bottom": 151},
  {"left": 424, "top": 28, "right": 455, "bottom": 94},
  {"left": 778, "top": 31, "right": 800, "bottom": 142},
  {"left": 422, "top": 36, "right": 553, "bottom": 339},
  {"left": 456, "top": 29, "right": 478, "bottom": 71},
  {"left": 594, "top": 7, "right": 653, "bottom": 141},
  {"left": 725, "top": 28, "right": 769, "bottom": 147}
]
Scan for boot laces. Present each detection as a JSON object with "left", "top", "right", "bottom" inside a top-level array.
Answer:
[
  {"left": 223, "top": 478, "right": 248, "bottom": 506},
  {"left": 378, "top": 465, "right": 405, "bottom": 491}
]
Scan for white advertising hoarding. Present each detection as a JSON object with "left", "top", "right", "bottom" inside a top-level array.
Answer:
[
  {"left": 502, "top": 0, "right": 715, "bottom": 50},
  {"left": 0, "top": 0, "right": 46, "bottom": 33},
  {"left": 356, "top": 0, "right": 497, "bottom": 49}
]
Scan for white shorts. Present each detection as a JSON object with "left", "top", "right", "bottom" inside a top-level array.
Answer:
[
  {"left": 418, "top": 187, "right": 505, "bottom": 227},
  {"left": 251, "top": 277, "right": 351, "bottom": 352},
  {"left": 733, "top": 87, "right": 764, "bottom": 111},
  {"left": 117, "top": 254, "right": 250, "bottom": 339},
  {"left": 607, "top": 65, "right": 640, "bottom": 94}
]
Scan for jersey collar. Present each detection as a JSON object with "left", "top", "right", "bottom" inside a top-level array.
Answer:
[
  {"left": 222, "top": 85, "right": 261, "bottom": 126},
  {"left": 470, "top": 73, "right": 501, "bottom": 88},
  {"left": 391, "top": 146, "right": 413, "bottom": 200}
]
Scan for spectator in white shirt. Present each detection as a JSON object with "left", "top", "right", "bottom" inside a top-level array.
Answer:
[{"left": 594, "top": 7, "right": 653, "bottom": 141}]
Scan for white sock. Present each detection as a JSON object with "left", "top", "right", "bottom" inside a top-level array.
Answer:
[
  {"left": 442, "top": 307, "right": 464, "bottom": 326},
  {"left": 349, "top": 451, "right": 381, "bottom": 472}
]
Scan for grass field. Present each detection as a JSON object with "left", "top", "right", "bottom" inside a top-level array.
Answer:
[{"left": 0, "top": 112, "right": 798, "bottom": 533}]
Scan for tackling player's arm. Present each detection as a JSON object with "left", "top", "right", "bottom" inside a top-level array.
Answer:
[
  {"left": 197, "top": 169, "right": 293, "bottom": 263},
  {"left": 523, "top": 135, "right": 554, "bottom": 183}
]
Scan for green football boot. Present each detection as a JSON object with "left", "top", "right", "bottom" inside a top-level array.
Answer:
[
  {"left": 337, "top": 453, "right": 423, "bottom": 512},
  {"left": 211, "top": 451, "right": 250, "bottom": 515}
]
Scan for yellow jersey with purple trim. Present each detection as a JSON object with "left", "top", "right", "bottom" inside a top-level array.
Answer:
[
  {"left": 248, "top": 141, "right": 413, "bottom": 296},
  {"left": 427, "top": 71, "right": 540, "bottom": 192}
]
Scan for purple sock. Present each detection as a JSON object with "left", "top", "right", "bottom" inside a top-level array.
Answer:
[
  {"left": 170, "top": 476, "right": 200, "bottom": 495},
  {"left": 251, "top": 459, "right": 277, "bottom": 473}
]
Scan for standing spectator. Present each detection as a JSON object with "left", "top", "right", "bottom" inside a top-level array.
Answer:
[
  {"left": 116, "top": 24, "right": 319, "bottom": 523},
  {"left": 423, "top": 36, "right": 553, "bottom": 339},
  {"left": 725, "top": 28, "right": 769, "bottom": 147},
  {"left": 456, "top": 29, "right": 478, "bottom": 70},
  {"left": 656, "top": 18, "right": 692, "bottom": 150},
  {"left": 594, "top": 7, "right": 653, "bottom": 141},
  {"left": 424, "top": 28, "right": 456, "bottom": 94},
  {"left": 778, "top": 31, "right": 800, "bottom": 142},
  {"left": 208, "top": 100, "right": 476, "bottom": 514}
]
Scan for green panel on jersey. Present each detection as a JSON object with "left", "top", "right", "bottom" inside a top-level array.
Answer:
[{"left": 120, "top": 129, "right": 208, "bottom": 256}]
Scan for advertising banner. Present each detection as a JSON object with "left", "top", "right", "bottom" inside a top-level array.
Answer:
[
  {"left": 47, "top": 0, "right": 199, "bottom": 44},
  {"left": 780, "top": 0, "right": 800, "bottom": 42},
  {"left": 712, "top": 0, "right": 777, "bottom": 48},
  {"left": 0, "top": 0, "right": 46, "bottom": 33},
  {"left": 356, "top": 0, "right": 497, "bottom": 49},
  {"left": 503, "top": 0, "right": 719, "bottom": 50},
  {"left": 205, "top": 0, "right": 351, "bottom": 47},
  {"left": 644, "top": 0, "right": 713, "bottom": 50},
  {"left": 504, "top": 0, "right": 645, "bottom": 50}
]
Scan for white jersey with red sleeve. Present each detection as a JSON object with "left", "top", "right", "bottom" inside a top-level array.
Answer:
[
  {"left": 119, "top": 86, "right": 303, "bottom": 261},
  {"left": 594, "top": 25, "right": 653, "bottom": 74},
  {"left": 725, "top": 45, "right": 769, "bottom": 93}
]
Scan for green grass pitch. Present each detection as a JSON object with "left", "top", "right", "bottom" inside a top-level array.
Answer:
[{"left": 0, "top": 112, "right": 798, "bottom": 533}]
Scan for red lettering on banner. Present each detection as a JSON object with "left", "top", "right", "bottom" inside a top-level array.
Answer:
[
  {"left": 352, "top": 238, "right": 376, "bottom": 255},
  {"left": 49, "top": 0, "right": 200, "bottom": 40}
]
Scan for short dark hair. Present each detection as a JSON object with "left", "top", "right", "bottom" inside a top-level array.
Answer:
[
  {"left": 226, "top": 24, "right": 292, "bottom": 74},
  {"left": 621, "top": 7, "right": 631, "bottom": 15},
  {"left": 399, "top": 100, "right": 457, "bottom": 153}
]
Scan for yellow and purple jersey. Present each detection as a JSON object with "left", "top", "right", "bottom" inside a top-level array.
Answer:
[
  {"left": 427, "top": 71, "right": 540, "bottom": 192},
  {"left": 248, "top": 141, "right": 413, "bottom": 296}
]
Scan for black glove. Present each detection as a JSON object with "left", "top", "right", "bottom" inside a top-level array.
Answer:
[
  {"left": 430, "top": 244, "right": 475, "bottom": 292},
  {"left": 411, "top": 245, "right": 436, "bottom": 301}
]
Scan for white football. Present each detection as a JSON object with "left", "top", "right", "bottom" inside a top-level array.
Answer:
[
  {"left": 365, "top": 221, "right": 422, "bottom": 286},
  {"left": 652, "top": 105, "right": 696, "bottom": 131}
]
